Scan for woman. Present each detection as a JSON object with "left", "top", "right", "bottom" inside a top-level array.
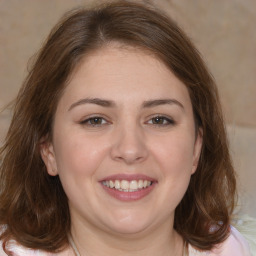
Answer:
[{"left": 0, "top": 1, "right": 252, "bottom": 255}]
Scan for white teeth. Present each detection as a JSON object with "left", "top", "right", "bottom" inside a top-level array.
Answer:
[
  {"left": 103, "top": 179, "right": 152, "bottom": 191},
  {"left": 129, "top": 180, "right": 138, "bottom": 190},
  {"left": 115, "top": 180, "right": 120, "bottom": 189},
  {"left": 121, "top": 180, "right": 129, "bottom": 190},
  {"left": 138, "top": 180, "right": 144, "bottom": 189},
  {"left": 109, "top": 180, "right": 114, "bottom": 188}
]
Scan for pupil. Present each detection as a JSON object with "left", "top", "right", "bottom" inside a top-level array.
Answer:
[
  {"left": 153, "top": 117, "right": 163, "bottom": 124},
  {"left": 92, "top": 118, "right": 101, "bottom": 124}
]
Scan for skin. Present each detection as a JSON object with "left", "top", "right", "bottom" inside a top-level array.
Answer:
[{"left": 41, "top": 44, "right": 203, "bottom": 256}]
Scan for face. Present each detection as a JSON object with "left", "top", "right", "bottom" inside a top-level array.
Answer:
[{"left": 41, "top": 45, "right": 202, "bottom": 237}]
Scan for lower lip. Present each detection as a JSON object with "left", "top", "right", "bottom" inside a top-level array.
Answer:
[{"left": 101, "top": 183, "right": 156, "bottom": 201}]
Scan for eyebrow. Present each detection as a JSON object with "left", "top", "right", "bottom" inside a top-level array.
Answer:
[
  {"left": 68, "top": 98, "right": 116, "bottom": 111},
  {"left": 142, "top": 99, "right": 184, "bottom": 109},
  {"left": 68, "top": 97, "right": 184, "bottom": 111}
]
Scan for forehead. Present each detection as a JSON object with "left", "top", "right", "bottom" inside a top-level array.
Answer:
[{"left": 59, "top": 44, "right": 192, "bottom": 109}]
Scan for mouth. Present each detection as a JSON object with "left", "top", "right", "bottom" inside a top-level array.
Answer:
[
  {"left": 102, "top": 179, "right": 153, "bottom": 192},
  {"left": 100, "top": 175, "right": 157, "bottom": 201}
]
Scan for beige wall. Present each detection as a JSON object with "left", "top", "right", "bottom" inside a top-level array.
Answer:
[{"left": 0, "top": 0, "right": 255, "bottom": 217}]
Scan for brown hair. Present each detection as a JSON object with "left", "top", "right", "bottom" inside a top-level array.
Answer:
[{"left": 0, "top": 0, "right": 236, "bottom": 253}]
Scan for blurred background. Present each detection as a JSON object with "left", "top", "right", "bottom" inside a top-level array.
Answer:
[{"left": 0, "top": 0, "right": 255, "bottom": 217}]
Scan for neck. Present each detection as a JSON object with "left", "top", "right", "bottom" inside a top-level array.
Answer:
[{"left": 70, "top": 216, "right": 184, "bottom": 256}]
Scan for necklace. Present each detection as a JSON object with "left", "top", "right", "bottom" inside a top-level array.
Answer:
[
  {"left": 183, "top": 241, "right": 189, "bottom": 256},
  {"left": 68, "top": 234, "right": 188, "bottom": 256},
  {"left": 68, "top": 234, "right": 81, "bottom": 256}
]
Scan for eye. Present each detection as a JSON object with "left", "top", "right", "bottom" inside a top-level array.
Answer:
[
  {"left": 80, "top": 116, "right": 108, "bottom": 126},
  {"left": 147, "top": 116, "right": 175, "bottom": 126}
]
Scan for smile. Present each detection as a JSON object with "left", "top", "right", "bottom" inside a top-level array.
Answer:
[
  {"left": 102, "top": 180, "right": 153, "bottom": 192},
  {"left": 100, "top": 175, "right": 157, "bottom": 201}
]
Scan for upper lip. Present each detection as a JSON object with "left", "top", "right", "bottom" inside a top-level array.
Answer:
[{"left": 100, "top": 174, "right": 156, "bottom": 182}]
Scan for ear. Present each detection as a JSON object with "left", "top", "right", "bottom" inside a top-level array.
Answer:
[
  {"left": 40, "top": 139, "right": 58, "bottom": 176},
  {"left": 191, "top": 127, "right": 203, "bottom": 174}
]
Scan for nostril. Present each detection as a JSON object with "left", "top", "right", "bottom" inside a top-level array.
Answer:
[
  {"left": 110, "top": 128, "right": 148, "bottom": 164},
  {"left": 111, "top": 146, "right": 148, "bottom": 164}
]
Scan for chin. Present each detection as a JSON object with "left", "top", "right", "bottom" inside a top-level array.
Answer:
[
  {"left": 102, "top": 211, "right": 152, "bottom": 235},
  {"left": 107, "top": 223, "right": 149, "bottom": 236}
]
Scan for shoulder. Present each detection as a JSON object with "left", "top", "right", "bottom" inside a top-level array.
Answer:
[
  {"left": 0, "top": 239, "right": 72, "bottom": 256},
  {"left": 211, "top": 226, "right": 252, "bottom": 256},
  {"left": 0, "top": 237, "right": 70, "bottom": 256},
  {"left": 0, "top": 239, "right": 49, "bottom": 256},
  {"left": 189, "top": 226, "right": 252, "bottom": 256},
  {"left": 0, "top": 241, "right": 73, "bottom": 256},
  {"left": 0, "top": 225, "right": 72, "bottom": 255}
]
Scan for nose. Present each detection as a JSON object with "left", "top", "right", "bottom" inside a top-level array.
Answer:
[{"left": 110, "top": 124, "right": 148, "bottom": 165}]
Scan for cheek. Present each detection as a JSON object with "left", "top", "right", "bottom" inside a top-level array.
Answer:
[
  {"left": 150, "top": 132, "right": 195, "bottom": 176},
  {"left": 147, "top": 133, "right": 195, "bottom": 213},
  {"left": 53, "top": 132, "right": 109, "bottom": 179},
  {"left": 52, "top": 134, "right": 109, "bottom": 207}
]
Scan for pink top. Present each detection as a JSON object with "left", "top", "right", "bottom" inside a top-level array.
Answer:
[
  {"left": 188, "top": 226, "right": 252, "bottom": 256},
  {"left": 0, "top": 226, "right": 252, "bottom": 256}
]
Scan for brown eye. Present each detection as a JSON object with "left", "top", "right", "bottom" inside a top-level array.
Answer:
[
  {"left": 89, "top": 117, "right": 103, "bottom": 125},
  {"left": 152, "top": 117, "right": 165, "bottom": 124},
  {"left": 80, "top": 117, "right": 108, "bottom": 126},
  {"left": 148, "top": 116, "right": 175, "bottom": 126}
]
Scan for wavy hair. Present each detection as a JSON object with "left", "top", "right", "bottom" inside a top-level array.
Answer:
[{"left": 0, "top": 0, "right": 236, "bottom": 252}]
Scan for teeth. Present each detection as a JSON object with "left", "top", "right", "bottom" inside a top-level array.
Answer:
[
  {"left": 121, "top": 180, "right": 129, "bottom": 190},
  {"left": 129, "top": 180, "right": 138, "bottom": 190},
  {"left": 115, "top": 180, "right": 120, "bottom": 189},
  {"left": 103, "top": 179, "right": 152, "bottom": 191},
  {"left": 109, "top": 180, "right": 114, "bottom": 188},
  {"left": 138, "top": 180, "right": 144, "bottom": 189}
]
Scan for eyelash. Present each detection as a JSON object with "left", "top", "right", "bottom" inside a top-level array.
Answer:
[
  {"left": 147, "top": 116, "right": 175, "bottom": 126},
  {"left": 80, "top": 115, "right": 175, "bottom": 127},
  {"left": 80, "top": 116, "right": 109, "bottom": 126}
]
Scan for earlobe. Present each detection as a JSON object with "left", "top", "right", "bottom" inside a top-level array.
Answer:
[
  {"left": 40, "top": 139, "right": 58, "bottom": 176},
  {"left": 191, "top": 128, "right": 203, "bottom": 174}
]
